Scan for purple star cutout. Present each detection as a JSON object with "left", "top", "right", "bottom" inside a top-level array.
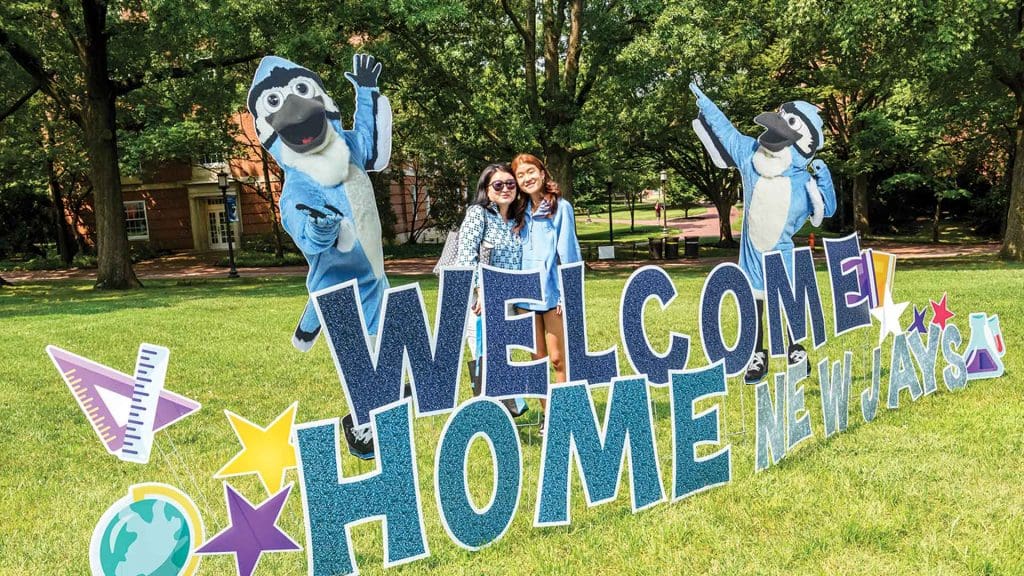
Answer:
[
  {"left": 196, "top": 483, "right": 301, "bottom": 576},
  {"left": 908, "top": 305, "right": 927, "bottom": 334}
]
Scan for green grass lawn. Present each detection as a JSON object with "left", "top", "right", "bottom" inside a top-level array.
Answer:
[
  {"left": 583, "top": 202, "right": 709, "bottom": 220},
  {"left": 1, "top": 262, "right": 1022, "bottom": 575},
  {"left": 576, "top": 203, "right": 712, "bottom": 245},
  {"left": 576, "top": 220, "right": 667, "bottom": 243}
]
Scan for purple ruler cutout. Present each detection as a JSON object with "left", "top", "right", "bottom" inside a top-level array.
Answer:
[{"left": 46, "top": 345, "right": 200, "bottom": 457}]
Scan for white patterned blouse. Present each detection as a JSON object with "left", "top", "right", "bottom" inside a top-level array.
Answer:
[{"left": 455, "top": 204, "right": 523, "bottom": 283}]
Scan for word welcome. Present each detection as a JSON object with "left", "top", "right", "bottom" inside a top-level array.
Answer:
[{"left": 293, "top": 234, "right": 972, "bottom": 576}]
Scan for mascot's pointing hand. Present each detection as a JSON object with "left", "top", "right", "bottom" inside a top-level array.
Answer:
[
  {"left": 345, "top": 54, "right": 382, "bottom": 89},
  {"left": 810, "top": 159, "right": 829, "bottom": 176},
  {"left": 296, "top": 203, "right": 344, "bottom": 227},
  {"left": 689, "top": 81, "right": 710, "bottom": 106},
  {"left": 297, "top": 202, "right": 347, "bottom": 252}
]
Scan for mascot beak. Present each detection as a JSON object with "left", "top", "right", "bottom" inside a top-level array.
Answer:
[
  {"left": 268, "top": 95, "right": 329, "bottom": 153},
  {"left": 754, "top": 112, "right": 801, "bottom": 153}
]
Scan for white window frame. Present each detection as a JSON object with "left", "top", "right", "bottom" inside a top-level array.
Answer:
[
  {"left": 198, "top": 152, "right": 227, "bottom": 169},
  {"left": 124, "top": 200, "right": 150, "bottom": 240}
]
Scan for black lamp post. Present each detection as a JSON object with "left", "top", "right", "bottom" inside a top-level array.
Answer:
[
  {"left": 660, "top": 170, "right": 668, "bottom": 232},
  {"left": 606, "top": 175, "right": 614, "bottom": 244},
  {"left": 217, "top": 171, "right": 239, "bottom": 279}
]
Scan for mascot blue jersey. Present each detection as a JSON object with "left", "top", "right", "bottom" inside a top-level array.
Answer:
[
  {"left": 690, "top": 84, "right": 836, "bottom": 297},
  {"left": 248, "top": 55, "right": 392, "bottom": 350}
]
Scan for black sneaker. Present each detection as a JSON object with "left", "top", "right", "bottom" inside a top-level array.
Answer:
[
  {"left": 788, "top": 343, "right": 809, "bottom": 378},
  {"left": 342, "top": 413, "right": 375, "bottom": 460},
  {"left": 744, "top": 349, "right": 768, "bottom": 385}
]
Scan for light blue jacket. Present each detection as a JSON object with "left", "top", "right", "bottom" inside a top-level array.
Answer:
[{"left": 519, "top": 199, "right": 582, "bottom": 311}]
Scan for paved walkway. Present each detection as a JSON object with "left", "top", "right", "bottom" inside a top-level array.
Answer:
[
  {"left": 604, "top": 205, "right": 740, "bottom": 238},
  {"left": 1, "top": 239, "right": 1003, "bottom": 284},
  {"left": 0, "top": 255, "right": 434, "bottom": 282}
]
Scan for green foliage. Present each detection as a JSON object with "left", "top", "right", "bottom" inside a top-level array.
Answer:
[
  {"left": 0, "top": 187, "right": 52, "bottom": 257},
  {"left": 665, "top": 178, "right": 703, "bottom": 215},
  {"left": 1, "top": 0, "right": 1022, "bottom": 256}
]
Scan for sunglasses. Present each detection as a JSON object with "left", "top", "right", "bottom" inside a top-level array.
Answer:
[{"left": 490, "top": 179, "right": 517, "bottom": 192}]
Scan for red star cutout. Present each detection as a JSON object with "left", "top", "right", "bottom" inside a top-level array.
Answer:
[{"left": 930, "top": 293, "right": 955, "bottom": 329}]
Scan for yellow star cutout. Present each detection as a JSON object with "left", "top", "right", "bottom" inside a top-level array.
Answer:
[{"left": 215, "top": 402, "right": 298, "bottom": 495}]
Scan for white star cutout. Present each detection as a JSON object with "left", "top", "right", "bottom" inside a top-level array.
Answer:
[{"left": 870, "top": 289, "right": 909, "bottom": 346}]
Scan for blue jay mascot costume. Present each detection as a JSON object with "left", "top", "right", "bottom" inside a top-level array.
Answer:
[
  {"left": 689, "top": 83, "right": 836, "bottom": 384},
  {"left": 248, "top": 54, "right": 392, "bottom": 458}
]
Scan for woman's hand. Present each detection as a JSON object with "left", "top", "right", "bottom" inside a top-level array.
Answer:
[{"left": 472, "top": 288, "right": 482, "bottom": 315}]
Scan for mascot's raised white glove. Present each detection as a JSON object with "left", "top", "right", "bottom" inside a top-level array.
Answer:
[{"left": 807, "top": 159, "right": 828, "bottom": 227}]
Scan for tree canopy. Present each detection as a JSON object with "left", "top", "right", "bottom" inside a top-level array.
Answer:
[{"left": 2, "top": 0, "right": 1023, "bottom": 275}]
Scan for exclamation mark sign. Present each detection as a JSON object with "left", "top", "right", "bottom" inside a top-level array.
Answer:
[{"left": 119, "top": 344, "right": 169, "bottom": 464}]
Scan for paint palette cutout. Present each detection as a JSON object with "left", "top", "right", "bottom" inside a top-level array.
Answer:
[{"left": 46, "top": 345, "right": 200, "bottom": 463}]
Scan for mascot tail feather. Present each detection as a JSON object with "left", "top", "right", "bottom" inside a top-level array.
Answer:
[{"left": 292, "top": 298, "right": 321, "bottom": 352}]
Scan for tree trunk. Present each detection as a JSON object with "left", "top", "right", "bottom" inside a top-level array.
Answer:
[
  {"left": 260, "top": 149, "right": 284, "bottom": 260},
  {"left": 852, "top": 172, "right": 870, "bottom": 236},
  {"left": 46, "top": 150, "right": 77, "bottom": 267},
  {"left": 544, "top": 145, "right": 574, "bottom": 201},
  {"left": 84, "top": 114, "right": 138, "bottom": 288},
  {"left": 1001, "top": 100, "right": 1024, "bottom": 260},
  {"left": 42, "top": 122, "right": 77, "bottom": 267},
  {"left": 82, "top": 4, "right": 139, "bottom": 289},
  {"left": 628, "top": 195, "right": 635, "bottom": 231},
  {"left": 827, "top": 174, "right": 847, "bottom": 233},
  {"left": 408, "top": 183, "right": 418, "bottom": 244},
  {"left": 932, "top": 195, "right": 942, "bottom": 244},
  {"left": 714, "top": 196, "right": 736, "bottom": 247}
]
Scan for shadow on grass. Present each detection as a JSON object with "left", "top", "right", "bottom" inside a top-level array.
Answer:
[
  {"left": 0, "top": 277, "right": 312, "bottom": 320},
  {"left": 2, "top": 258, "right": 1018, "bottom": 321},
  {"left": 0, "top": 274, "right": 446, "bottom": 321}
]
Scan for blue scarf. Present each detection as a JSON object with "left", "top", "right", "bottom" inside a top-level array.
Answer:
[{"left": 533, "top": 198, "right": 553, "bottom": 219}]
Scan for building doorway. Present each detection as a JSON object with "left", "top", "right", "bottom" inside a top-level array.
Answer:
[{"left": 206, "top": 197, "right": 234, "bottom": 250}]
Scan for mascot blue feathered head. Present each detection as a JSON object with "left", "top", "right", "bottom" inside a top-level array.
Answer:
[
  {"left": 753, "top": 100, "right": 825, "bottom": 161},
  {"left": 247, "top": 56, "right": 343, "bottom": 161}
]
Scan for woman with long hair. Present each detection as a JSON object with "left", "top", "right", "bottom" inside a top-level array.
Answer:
[
  {"left": 455, "top": 163, "right": 528, "bottom": 415},
  {"left": 512, "top": 153, "right": 582, "bottom": 433}
]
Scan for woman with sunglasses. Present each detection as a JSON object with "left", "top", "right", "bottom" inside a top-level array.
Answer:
[
  {"left": 455, "top": 163, "right": 528, "bottom": 415},
  {"left": 512, "top": 153, "right": 582, "bottom": 434}
]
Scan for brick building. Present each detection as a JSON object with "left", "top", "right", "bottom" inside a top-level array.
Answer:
[{"left": 74, "top": 112, "right": 437, "bottom": 253}]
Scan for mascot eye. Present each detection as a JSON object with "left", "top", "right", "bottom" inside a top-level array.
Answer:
[
  {"left": 294, "top": 80, "right": 312, "bottom": 96},
  {"left": 264, "top": 91, "right": 284, "bottom": 112}
]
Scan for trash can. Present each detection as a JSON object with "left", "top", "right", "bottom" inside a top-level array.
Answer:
[
  {"left": 664, "top": 236, "right": 680, "bottom": 259},
  {"left": 683, "top": 236, "right": 700, "bottom": 258},
  {"left": 648, "top": 237, "right": 664, "bottom": 259}
]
